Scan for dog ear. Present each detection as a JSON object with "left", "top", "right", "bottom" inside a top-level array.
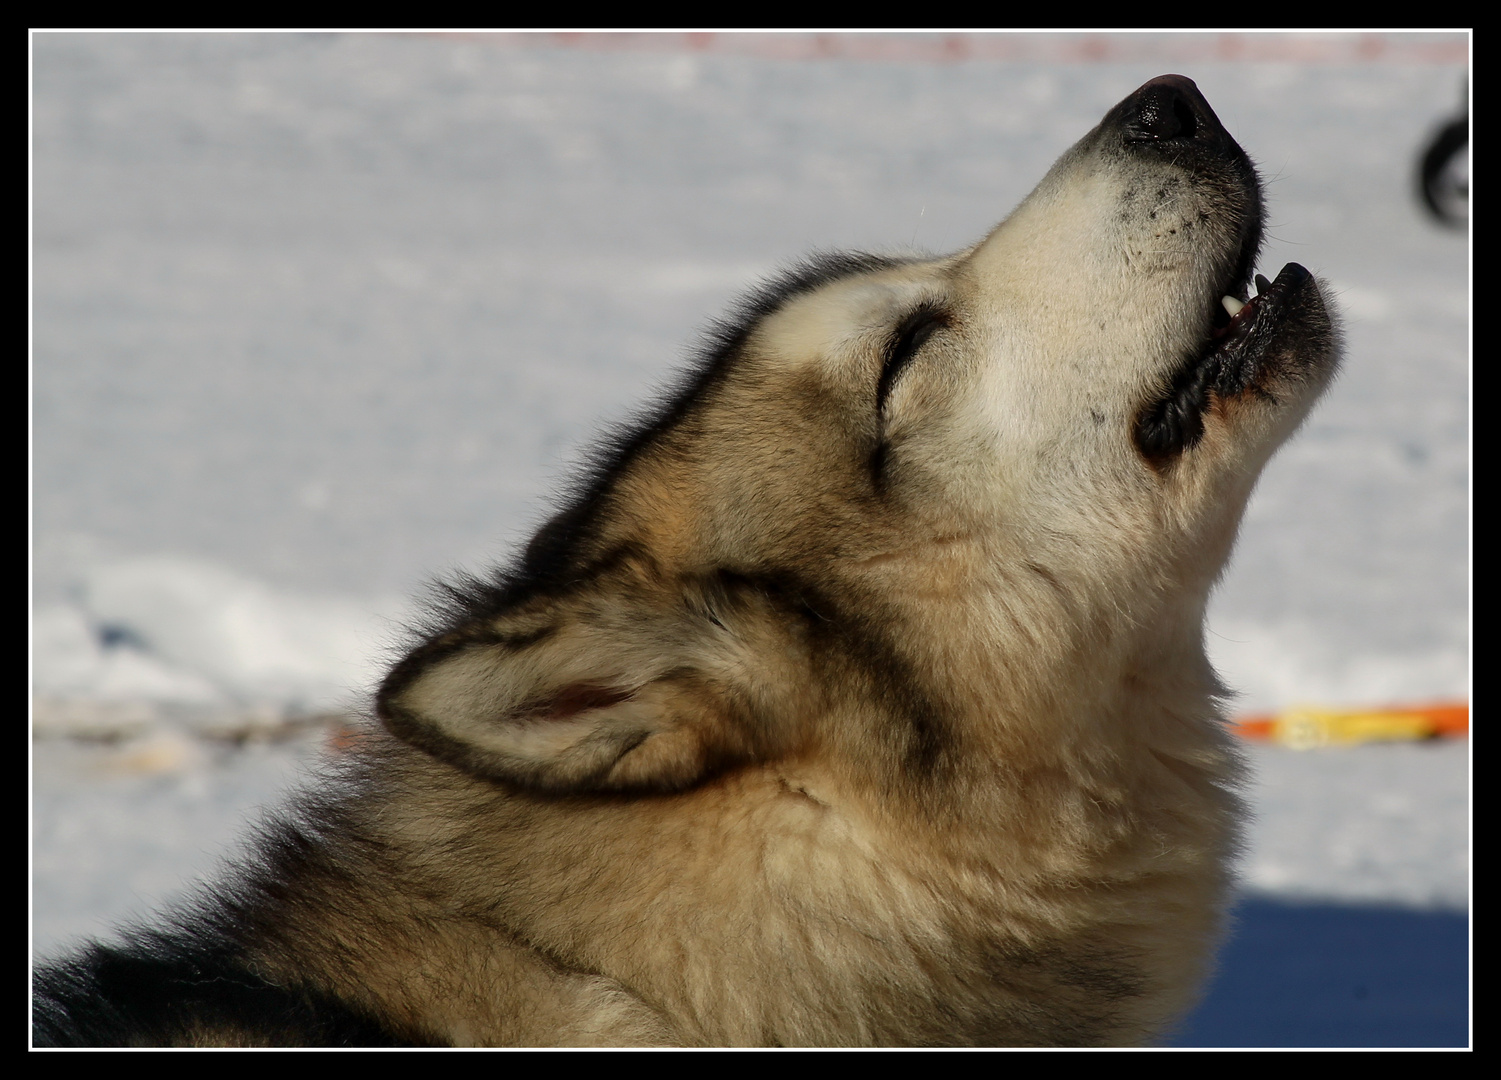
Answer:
[{"left": 376, "top": 571, "right": 807, "bottom": 792}]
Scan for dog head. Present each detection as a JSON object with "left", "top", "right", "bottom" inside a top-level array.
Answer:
[{"left": 377, "top": 75, "right": 1339, "bottom": 799}]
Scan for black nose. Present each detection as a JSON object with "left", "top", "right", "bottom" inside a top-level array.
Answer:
[{"left": 1121, "top": 74, "right": 1233, "bottom": 149}]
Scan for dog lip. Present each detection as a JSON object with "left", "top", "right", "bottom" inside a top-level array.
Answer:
[
  {"left": 1205, "top": 263, "right": 1312, "bottom": 365},
  {"left": 1135, "top": 263, "right": 1316, "bottom": 462}
]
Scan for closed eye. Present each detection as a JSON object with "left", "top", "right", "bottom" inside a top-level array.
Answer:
[{"left": 877, "top": 302, "right": 949, "bottom": 413}]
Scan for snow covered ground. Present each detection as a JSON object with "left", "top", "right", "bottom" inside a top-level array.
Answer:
[{"left": 31, "top": 32, "right": 1469, "bottom": 1047}]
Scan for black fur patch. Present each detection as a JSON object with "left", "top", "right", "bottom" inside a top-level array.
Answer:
[
  {"left": 33, "top": 934, "right": 417, "bottom": 1048},
  {"left": 34, "top": 769, "right": 439, "bottom": 1048},
  {"left": 711, "top": 566, "right": 955, "bottom": 787}
]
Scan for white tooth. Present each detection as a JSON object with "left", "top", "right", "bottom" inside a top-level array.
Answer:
[{"left": 1221, "top": 295, "right": 1245, "bottom": 317}]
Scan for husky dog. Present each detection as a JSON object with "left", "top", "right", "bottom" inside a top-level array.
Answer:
[{"left": 34, "top": 75, "right": 1338, "bottom": 1047}]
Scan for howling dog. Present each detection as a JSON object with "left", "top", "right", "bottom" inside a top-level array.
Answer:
[{"left": 35, "top": 75, "right": 1339, "bottom": 1047}]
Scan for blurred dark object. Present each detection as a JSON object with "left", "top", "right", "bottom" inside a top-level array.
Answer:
[{"left": 1418, "top": 83, "right": 1468, "bottom": 228}]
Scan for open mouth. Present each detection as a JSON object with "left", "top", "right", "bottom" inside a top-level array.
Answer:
[
  {"left": 1135, "top": 262, "right": 1314, "bottom": 462},
  {"left": 1209, "top": 262, "right": 1313, "bottom": 391}
]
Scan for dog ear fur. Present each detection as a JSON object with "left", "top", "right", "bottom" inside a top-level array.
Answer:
[{"left": 377, "top": 572, "right": 806, "bottom": 793}]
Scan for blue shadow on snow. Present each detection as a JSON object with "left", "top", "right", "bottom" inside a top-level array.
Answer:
[{"left": 1168, "top": 896, "right": 1469, "bottom": 1047}]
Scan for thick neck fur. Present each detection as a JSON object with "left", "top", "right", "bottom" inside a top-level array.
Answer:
[{"left": 245, "top": 583, "right": 1239, "bottom": 1047}]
